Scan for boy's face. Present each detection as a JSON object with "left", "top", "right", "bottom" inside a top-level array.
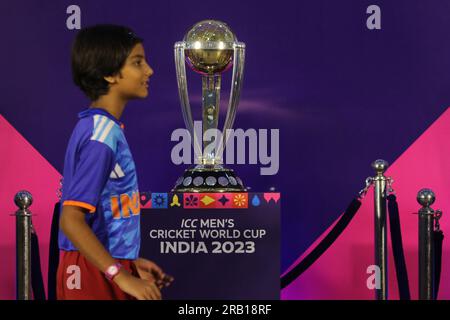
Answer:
[{"left": 111, "top": 43, "right": 154, "bottom": 99}]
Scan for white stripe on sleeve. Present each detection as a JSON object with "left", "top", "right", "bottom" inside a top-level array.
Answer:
[
  {"left": 92, "top": 116, "right": 108, "bottom": 140},
  {"left": 98, "top": 121, "right": 115, "bottom": 143}
]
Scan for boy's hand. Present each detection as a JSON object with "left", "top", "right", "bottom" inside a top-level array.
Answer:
[
  {"left": 113, "top": 269, "right": 161, "bottom": 300},
  {"left": 133, "top": 258, "right": 173, "bottom": 289},
  {"left": 133, "top": 258, "right": 163, "bottom": 281}
]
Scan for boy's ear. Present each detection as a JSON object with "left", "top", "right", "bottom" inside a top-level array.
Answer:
[
  {"left": 103, "top": 75, "right": 118, "bottom": 84},
  {"left": 104, "top": 71, "right": 123, "bottom": 84}
]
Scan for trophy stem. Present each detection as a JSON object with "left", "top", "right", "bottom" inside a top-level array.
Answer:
[{"left": 202, "top": 75, "right": 222, "bottom": 165}]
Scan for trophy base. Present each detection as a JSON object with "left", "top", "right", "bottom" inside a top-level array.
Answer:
[{"left": 172, "top": 165, "right": 246, "bottom": 193}]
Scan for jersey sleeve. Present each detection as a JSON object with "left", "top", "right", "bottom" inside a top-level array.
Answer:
[{"left": 63, "top": 140, "right": 115, "bottom": 213}]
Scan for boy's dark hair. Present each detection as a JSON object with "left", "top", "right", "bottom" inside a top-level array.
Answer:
[{"left": 71, "top": 24, "right": 143, "bottom": 101}]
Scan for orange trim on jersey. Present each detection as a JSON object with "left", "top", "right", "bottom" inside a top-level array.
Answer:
[
  {"left": 120, "top": 124, "right": 125, "bottom": 129},
  {"left": 63, "top": 200, "right": 96, "bottom": 213}
]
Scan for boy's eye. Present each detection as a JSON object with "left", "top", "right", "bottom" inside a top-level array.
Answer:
[{"left": 134, "top": 60, "right": 142, "bottom": 66}]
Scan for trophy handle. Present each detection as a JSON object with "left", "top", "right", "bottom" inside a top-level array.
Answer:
[
  {"left": 216, "top": 42, "right": 246, "bottom": 160},
  {"left": 174, "top": 42, "right": 202, "bottom": 160}
]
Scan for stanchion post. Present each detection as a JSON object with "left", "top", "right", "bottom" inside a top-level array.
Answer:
[
  {"left": 417, "top": 189, "right": 436, "bottom": 300},
  {"left": 13, "top": 191, "right": 33, "bottom": 300},
  {"left": 372, "top": 159, "right": 388, "bottom": 300}
]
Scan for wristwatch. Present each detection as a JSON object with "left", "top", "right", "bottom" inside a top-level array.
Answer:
[{"left": 105, "top": 262, "right": 122, "bottom": 281}]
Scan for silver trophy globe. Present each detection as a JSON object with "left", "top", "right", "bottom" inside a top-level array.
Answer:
[{"left": 172, "top": 20, "right": 246, "bottom": 192}]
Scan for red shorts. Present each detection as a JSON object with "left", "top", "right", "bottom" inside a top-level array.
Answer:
[{"left": 57, "top": 250, "right": 138, "bottom": 300}]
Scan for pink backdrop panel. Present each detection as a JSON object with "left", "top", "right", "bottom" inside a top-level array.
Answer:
[
  {"left": 0, "top": 115, "right": 61, "bottom": 300},
  {"left": 282, "top": 108, "right": 450, "bottom": 300}
]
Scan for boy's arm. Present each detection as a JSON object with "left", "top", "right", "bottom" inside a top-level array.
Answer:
[{"left": 60, "top": 204, "right": 161, "bottom": 300}]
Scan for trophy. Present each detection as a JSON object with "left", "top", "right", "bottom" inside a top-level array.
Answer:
[{"left": 172, "top": 20, "right": 246, "bottom": 192}]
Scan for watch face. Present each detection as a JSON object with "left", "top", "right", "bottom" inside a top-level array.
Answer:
[
  {"left": 107, "top": 265, "right": 119, "bottom": 275},
  {"left": 105, "top": 263, "right": 122, "bottom": 280}
]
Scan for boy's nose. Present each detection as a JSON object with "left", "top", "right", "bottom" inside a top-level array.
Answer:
[{"left": 146, "top": 65, "right": 154, "bottom": 77}]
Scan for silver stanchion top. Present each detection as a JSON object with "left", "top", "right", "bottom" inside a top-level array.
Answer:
[
  {"left": 371, "top": 159, "right": 389, "bottom": 174},
  {"left": 14, "top": 191, "right": 33, "bottom": 210},
  {"left": 417, "top": 188, "right": 435, "bottom": 207}
]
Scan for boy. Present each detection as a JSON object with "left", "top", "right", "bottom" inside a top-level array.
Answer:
[{"left": 57, "top": 24, "right": 168, "bottom": 300}]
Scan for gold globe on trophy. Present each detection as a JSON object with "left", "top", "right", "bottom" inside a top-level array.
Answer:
[{"left": 173, "top": 20, "right": 246, "bottom": 192}]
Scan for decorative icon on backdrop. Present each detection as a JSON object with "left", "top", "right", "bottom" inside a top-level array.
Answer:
[
  {"left": 233, "top": 193, "right": 248, "bottom": 208},
  {"left": 251, "top": 195, "right": 261, "bottom": 207},
  {"left": 170, "top": 194, "right": 182, "bottom": 207},
  {"left": 200, "top": 195, "right": 216, "bottom": 207},
  {"left": 140, "top": 192, "right": 152, "bottom": 208},
  {"left": 263, "top": 193, "right": 280, "bottom": 204},
  {"left": 184, "top": 194, "right": 200, "bottom": 208},
  {"left": 151, "top": 193, "right": 168, "bottom": 209},
  {"left": 218, "top": 195, "right": 230, "bottom": 207}
]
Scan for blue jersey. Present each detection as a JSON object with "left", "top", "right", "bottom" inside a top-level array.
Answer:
[{"left": 58, "top": 108, "right": 141, "bottom": 260}]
